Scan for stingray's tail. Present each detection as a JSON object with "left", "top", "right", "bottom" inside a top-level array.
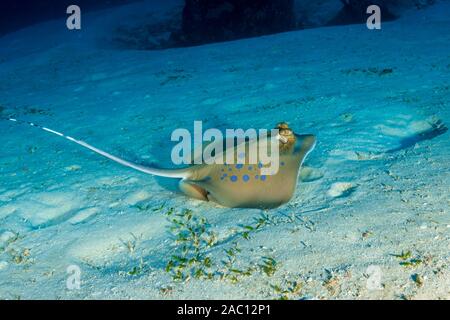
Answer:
[{"left": 2, "top": 117, "right": 191, "bottom": 179}]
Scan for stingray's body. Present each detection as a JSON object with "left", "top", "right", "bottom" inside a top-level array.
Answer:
[
  {"left": 4, "top": 118, "right": 316, "bottom": 209},
  {"left": 179, "top": 133, "right": 316, "bottom": 208}
]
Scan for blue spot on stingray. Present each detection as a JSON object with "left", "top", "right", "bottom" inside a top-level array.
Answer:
[
  {"left": 260, "top": 175, "right": 267, "bottom": 181},
  {"left": 228, "top": 167, "right": 232, "bottom": 171},
  {"left": 248, "top": 166, "right": 253, "bottom": 170},
  {"left": 258, "top": 162, "right": 263, "bottom": 169},
  {"left": 255, "top": 175, "right": 259, "bottom": 179},
  {"left": 230, "top": 175, "right": 238, "bottom": 182},
  {"left": 280, "top": 161, "right": 285, "bottom": 166},
  {"left": 242, "top": 175, "right": 249, "bottom": 182},
  {"left": 235, "top": 164, "right": 243, "bottom": 169}
]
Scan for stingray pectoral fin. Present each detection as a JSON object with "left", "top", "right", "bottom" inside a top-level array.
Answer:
[
  {"left": 295, "top": 134, "right": 317, "bottom": 155},
  {"left": 179, "top": 180, "right": 209, "bottom": 201}
]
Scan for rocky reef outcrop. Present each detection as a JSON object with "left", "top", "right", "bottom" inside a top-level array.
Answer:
[
  {"left": 171, "top": 0, "right": 296, "bottom": 46},
  {"left": 109, "top": 0, "right": 441, "bottom": 50}
]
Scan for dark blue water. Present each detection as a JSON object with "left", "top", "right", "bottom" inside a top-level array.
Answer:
[{"left": 0, "top": 0, "right": 138, "bottom": 36}]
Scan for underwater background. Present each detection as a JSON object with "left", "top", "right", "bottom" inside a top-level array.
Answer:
[{"left": 0, "top": 0, "right": 449, "bottom": 299}]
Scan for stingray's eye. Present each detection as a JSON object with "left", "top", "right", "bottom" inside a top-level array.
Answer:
[{"left": 280, "top": 128, "right": 293, "bottom": 136}]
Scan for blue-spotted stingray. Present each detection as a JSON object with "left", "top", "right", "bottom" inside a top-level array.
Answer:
[{"left": 4, "top": 119, "right": 316, "bottom": 209}]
